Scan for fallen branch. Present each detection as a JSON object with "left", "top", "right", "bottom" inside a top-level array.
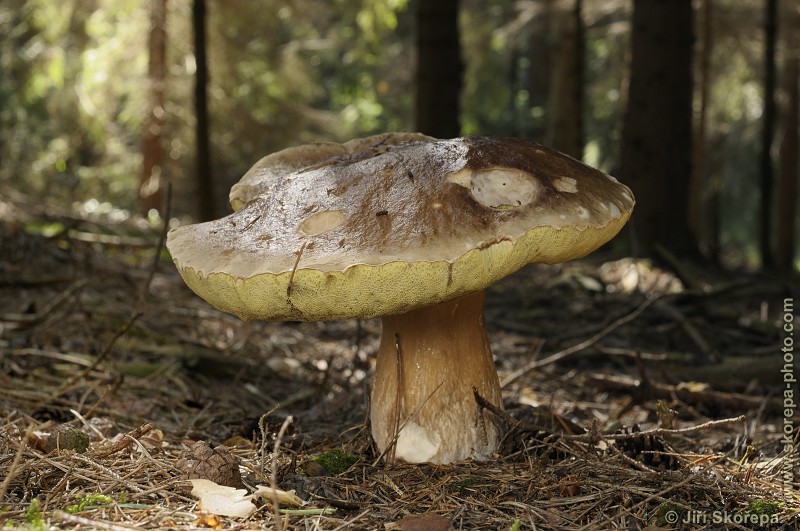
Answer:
[
  {"left": 501, "top": 295, "right": 663, "bottom": 388},
  {"left": 0, "top": 279, "right": 87, "bottom": 325},
  {"left": 586, "top": 372, "right": 783, "bottom": 414},
  {"left": 654, "top": 300, "right": 721, "bottom": 362},
  {"left": 565, "top": 415, "right": 746, "bottom": 443}
]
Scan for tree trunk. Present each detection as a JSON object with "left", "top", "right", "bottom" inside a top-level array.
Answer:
[
  {"left": 522, "top": 0, "right": 552, "bottom": 141},
  {"left": 618, "top": 0, "right": 696, "bottom": 257},
  {"left": 140, "top": 0, "right": 168, "bottom": 215},
  {"left": 689, "top": 0, "right": 713, "bottom": 258},
  {"left": 547, "top": 0, "right": 584, "bottom": 159},
  {"left": 414, "top": 0, "right": 462, "bottom": 138},
  {"left": 193, "top": 0, "right": 214, "bottom": 221},
  {"left": 776, "top": 35, "right": 799, "bottom": 269},
  {"left": 759, "top": 0, "right": 777, "bottom": 268}
]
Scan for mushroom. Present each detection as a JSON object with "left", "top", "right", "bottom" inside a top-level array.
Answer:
[{"left": 166, "top": 133, "right": 635, "bottom": 464}]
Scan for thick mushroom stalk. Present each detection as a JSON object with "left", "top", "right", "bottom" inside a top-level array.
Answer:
[{"left": 371, "top": 291, "right": 503, "bottom": 464}]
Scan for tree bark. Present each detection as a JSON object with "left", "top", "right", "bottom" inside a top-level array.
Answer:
[
  {"left": 414, "top": 0, "right": 462, "bottom": 138},
  {"left": 618, "top": 0, "right": 696, "bottom": 256},
  {"left": 689, "top": 0, "right": 714, "bottom": 258},
  {"left": 522, "top": 0, "right": 552, "bottom": 141},
  {"left": 759, "top": 0, "right": 777, "bottom": 268},
  {"left": 776, "top": 37, "right": 799, "bottom": 269},
  {"left": 140, "top": 0, "right": 168, "bottom": 215},
  {"left": 194, "top": 0, "right": 214, "bottom": 220},
  {"left": 547, "top": 0, "right": 584, "bottom": 159}
]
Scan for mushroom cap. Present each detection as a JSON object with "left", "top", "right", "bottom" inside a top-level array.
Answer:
[{"left": 167, "top": 133, "right": 634, "bottom": 321}]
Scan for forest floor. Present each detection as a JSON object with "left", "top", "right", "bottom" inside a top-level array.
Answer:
[{"left": 1, "top": 194, "right": 799, "bottom": 530}]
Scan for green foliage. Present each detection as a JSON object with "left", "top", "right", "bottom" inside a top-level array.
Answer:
[
  {"left": 22, "top": 498, "right": 46, "bottom": 530},
  {"left": 65, "top": 493, "right": 113, "bottom": 514},
  {"left": 311, "top": 448, "right": 358, "bottom": 475},
  {"left": 746, "top": 499, "right": 782, "bottom": 516},
  {"left": 0, "top": 0, "right": 787, "bottom": 262}
]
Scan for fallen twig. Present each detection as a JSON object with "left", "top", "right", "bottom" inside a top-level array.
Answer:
[
  {"left": 565, "top": 416, "right": 746, "bottom": 443},
  {"left": 654, "top": 300, "right": 721, "bottom": 362},
  {"left": 93, "top": 423, "right": 154, "bottom": 458},
  {"left": 586, "top": 372, "right": 784, "bottom": 414},
  {"left": 0, "top": 280, "right": 87, "bottom": 325},
  {"left": 271, "top": 416, "right": 294, "bottom": 531},
  {"left": 501, "top": 295, "right": 663, "bottom": 388},
  {"left": 0, "top": 423, "right": 34, "bottom": 504}
]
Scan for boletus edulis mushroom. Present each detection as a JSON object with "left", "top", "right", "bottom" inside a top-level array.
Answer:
[{"left": 166, "top": 133, "right": 635, "bottom": 464}]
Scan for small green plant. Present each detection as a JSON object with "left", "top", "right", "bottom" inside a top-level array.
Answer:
[
  {"left": 22, "top": 498, "right": 46, "bottom": 530},
  {"left": 508, "top": 519, "right": 521, "bottom": 531},
  {"left": 311, "top": 449, "right": 358, "bottom": 475},
  {"left": 66, "top": 494, "right": 113, "bottom": 514},
  {"left": 746, "top": 499, "right": 782, "bottom": 516}
]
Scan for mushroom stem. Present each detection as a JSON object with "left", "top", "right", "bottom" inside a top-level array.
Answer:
[{"left": 371, "top": 290, "right": 503, "bottom": 464}]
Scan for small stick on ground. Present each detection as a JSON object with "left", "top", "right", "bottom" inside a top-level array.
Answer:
[
  {"left": 0, "top": 279, "right": 87, "bottom": 325},
  {"left": 93, "top": 423, "right": 154, "bottom": 458},
  {"left": 565, "top": 415, "right": 746, "bottom": 443},
  {"left": 271, "top": 415, "right": 293, "bottom": 531},
  {"left": 655, "top": 300, "right": 721, "bottom": 361},
  {"left": 0, "top": 423, "right": 35, "bottom": 504},
  {"left": 502, "top": 294, "right": 663, "bottom": 388}
]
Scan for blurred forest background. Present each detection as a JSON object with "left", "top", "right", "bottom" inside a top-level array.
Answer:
[{"left": 1, "top": 0, "right": 798, "bottom": 271}]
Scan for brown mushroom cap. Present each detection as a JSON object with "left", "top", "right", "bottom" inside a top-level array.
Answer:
[{"left": 166, "top": 133, "right": 634, "bottom": 322}]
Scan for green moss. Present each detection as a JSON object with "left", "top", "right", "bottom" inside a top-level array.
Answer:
[
  {"left": 450, "top": 476, "right": 481, "bottom": 494},
  {"left": 22, "top": 499, "right": 46, "bottom": 530},
  {"left": 47, "top": 427, "right": 90, "bottom": 454},
  {"left": 66, "top": 494, "right": 113, "bottom": 514},
  {"left": 653, "top": 502, "right": 685, "bottom": 527},
  {"left": 311, "top": 449, "right": 358, "bottom": 475},
  {"left": 746, "top": 499, "right": 782, "bottom": 516}
]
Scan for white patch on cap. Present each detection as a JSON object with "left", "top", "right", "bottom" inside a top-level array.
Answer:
[
  {"left": 553, "top": 176, "right": 578, "bottom": 193},
  {"left": 394, "top": 421, "right": 441, "bottom": 463},
  {"left": 447, "top": 168, "right": 539, "bottom": 210},
  {"left": 577, "top": 206, "right": 589, "bottom": 219},
  {"left": 608, "top": 203, "right": 621, "bottom": 217},
  {"left": 298, "top": 210, "right": 344, "bottom": 236}
]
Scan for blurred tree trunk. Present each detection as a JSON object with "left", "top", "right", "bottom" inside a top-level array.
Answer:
[
  {"left": 547, "top": 0, "right": 584, "bottom": 159},
  {"left": 619, "top": 0, "right": 696, "bottom": 256},
  {"left": 776, "top": 23, "right": 799, "bottom": 269},
  {"left": 759, "top": 0, "right": 777, "bottom": 268},
  {"left": 140, "top": 0, "right": 167, "bottom": 215},
  {"left": 414, "top": 0, "right": 462, "bottom": 138},
  {"left": 194, "top": 0, "right": 213, "bottom": 220},
  {"left": 522, "top": 0, "right": 552, "bottom": 141},
  {"left": 689, "top": 0, "right": 715, "bottom": 260}
]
